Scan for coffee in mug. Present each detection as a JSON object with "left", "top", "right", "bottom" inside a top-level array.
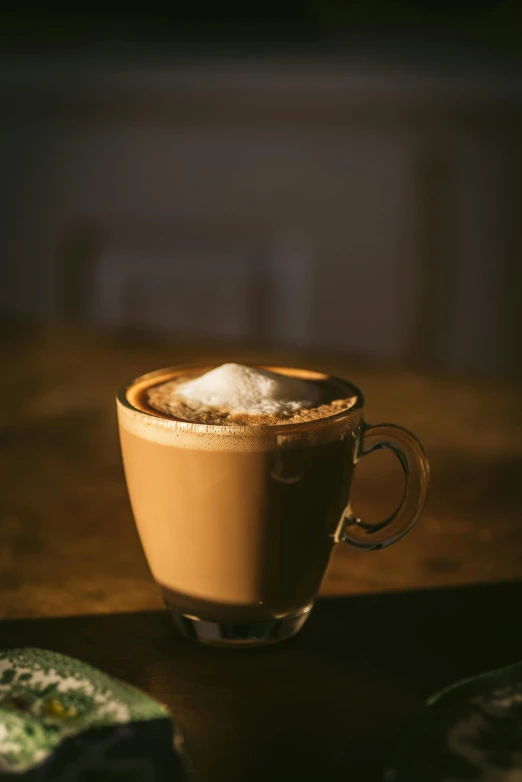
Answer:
[{"left": 117, "top": 363, "right": 429, "bottom": 646}]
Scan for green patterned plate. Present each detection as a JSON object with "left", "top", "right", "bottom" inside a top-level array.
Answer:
[{"left": 0, "top": 647, "right": 186, "bottom": 780}]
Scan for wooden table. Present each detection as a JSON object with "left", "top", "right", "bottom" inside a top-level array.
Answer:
[{"left": 1, "top": 323, "right": 522, "bottom": 780}]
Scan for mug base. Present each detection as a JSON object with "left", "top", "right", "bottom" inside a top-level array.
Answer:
[{"left": 164, "top": 602, "right": 313, "bottom": 647}]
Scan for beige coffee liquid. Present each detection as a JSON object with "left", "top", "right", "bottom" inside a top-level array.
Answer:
[{"left": 117, "top": 366, "right": 361, "bottom": 622}]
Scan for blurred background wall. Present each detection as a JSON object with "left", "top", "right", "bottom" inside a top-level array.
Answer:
[{"left": 1, "top": 5, "right": 521, "bottom": 376}]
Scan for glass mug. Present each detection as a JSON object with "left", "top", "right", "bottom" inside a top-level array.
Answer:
[{"left": 117, "top": 365, "right": 429, "bottom": 647}]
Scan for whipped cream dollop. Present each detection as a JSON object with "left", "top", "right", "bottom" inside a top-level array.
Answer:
[{"left": 174, "top": 363, "right": 321, "bottom": 415}]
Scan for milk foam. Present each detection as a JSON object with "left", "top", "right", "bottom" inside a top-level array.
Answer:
[
  {"left": 120, "top": 364, "right": 361, "bottom": 448},
  {"left": 175, "top": 363, "right": 321, "bottom": 415}
]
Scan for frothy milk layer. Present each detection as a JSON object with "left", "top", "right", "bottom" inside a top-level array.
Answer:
[
  {"left": 175, "top": 363, "right": 321, "bottom": 415},
  {"left": 119, "top": 364, "right": 361, "bottom": 450},
  {"left": 149, "top": 363, "right": 333, "bottom": 425}
]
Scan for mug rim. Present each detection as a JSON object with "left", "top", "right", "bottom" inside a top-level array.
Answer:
[{"left": 117, "top": 363, "right": 365, "bottom": 437}]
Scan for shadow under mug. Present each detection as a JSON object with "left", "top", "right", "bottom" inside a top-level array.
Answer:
[{"left": 117, "top": 365, "right": 429, "bottom": 647}]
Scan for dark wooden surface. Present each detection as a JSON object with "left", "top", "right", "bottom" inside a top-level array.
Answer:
[
  {"left": 1, "top": 324, "right": 522, "bottom": 780},
  {"left": 2, "top": 324, "right": 522, "bottom": 619},
  {"left": 1, "top": 582, "right": 522, "bottom": 782}
]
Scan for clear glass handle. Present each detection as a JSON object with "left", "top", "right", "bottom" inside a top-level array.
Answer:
[{"left": 338, "top": 423, "right": 430, "bottom": 550}]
